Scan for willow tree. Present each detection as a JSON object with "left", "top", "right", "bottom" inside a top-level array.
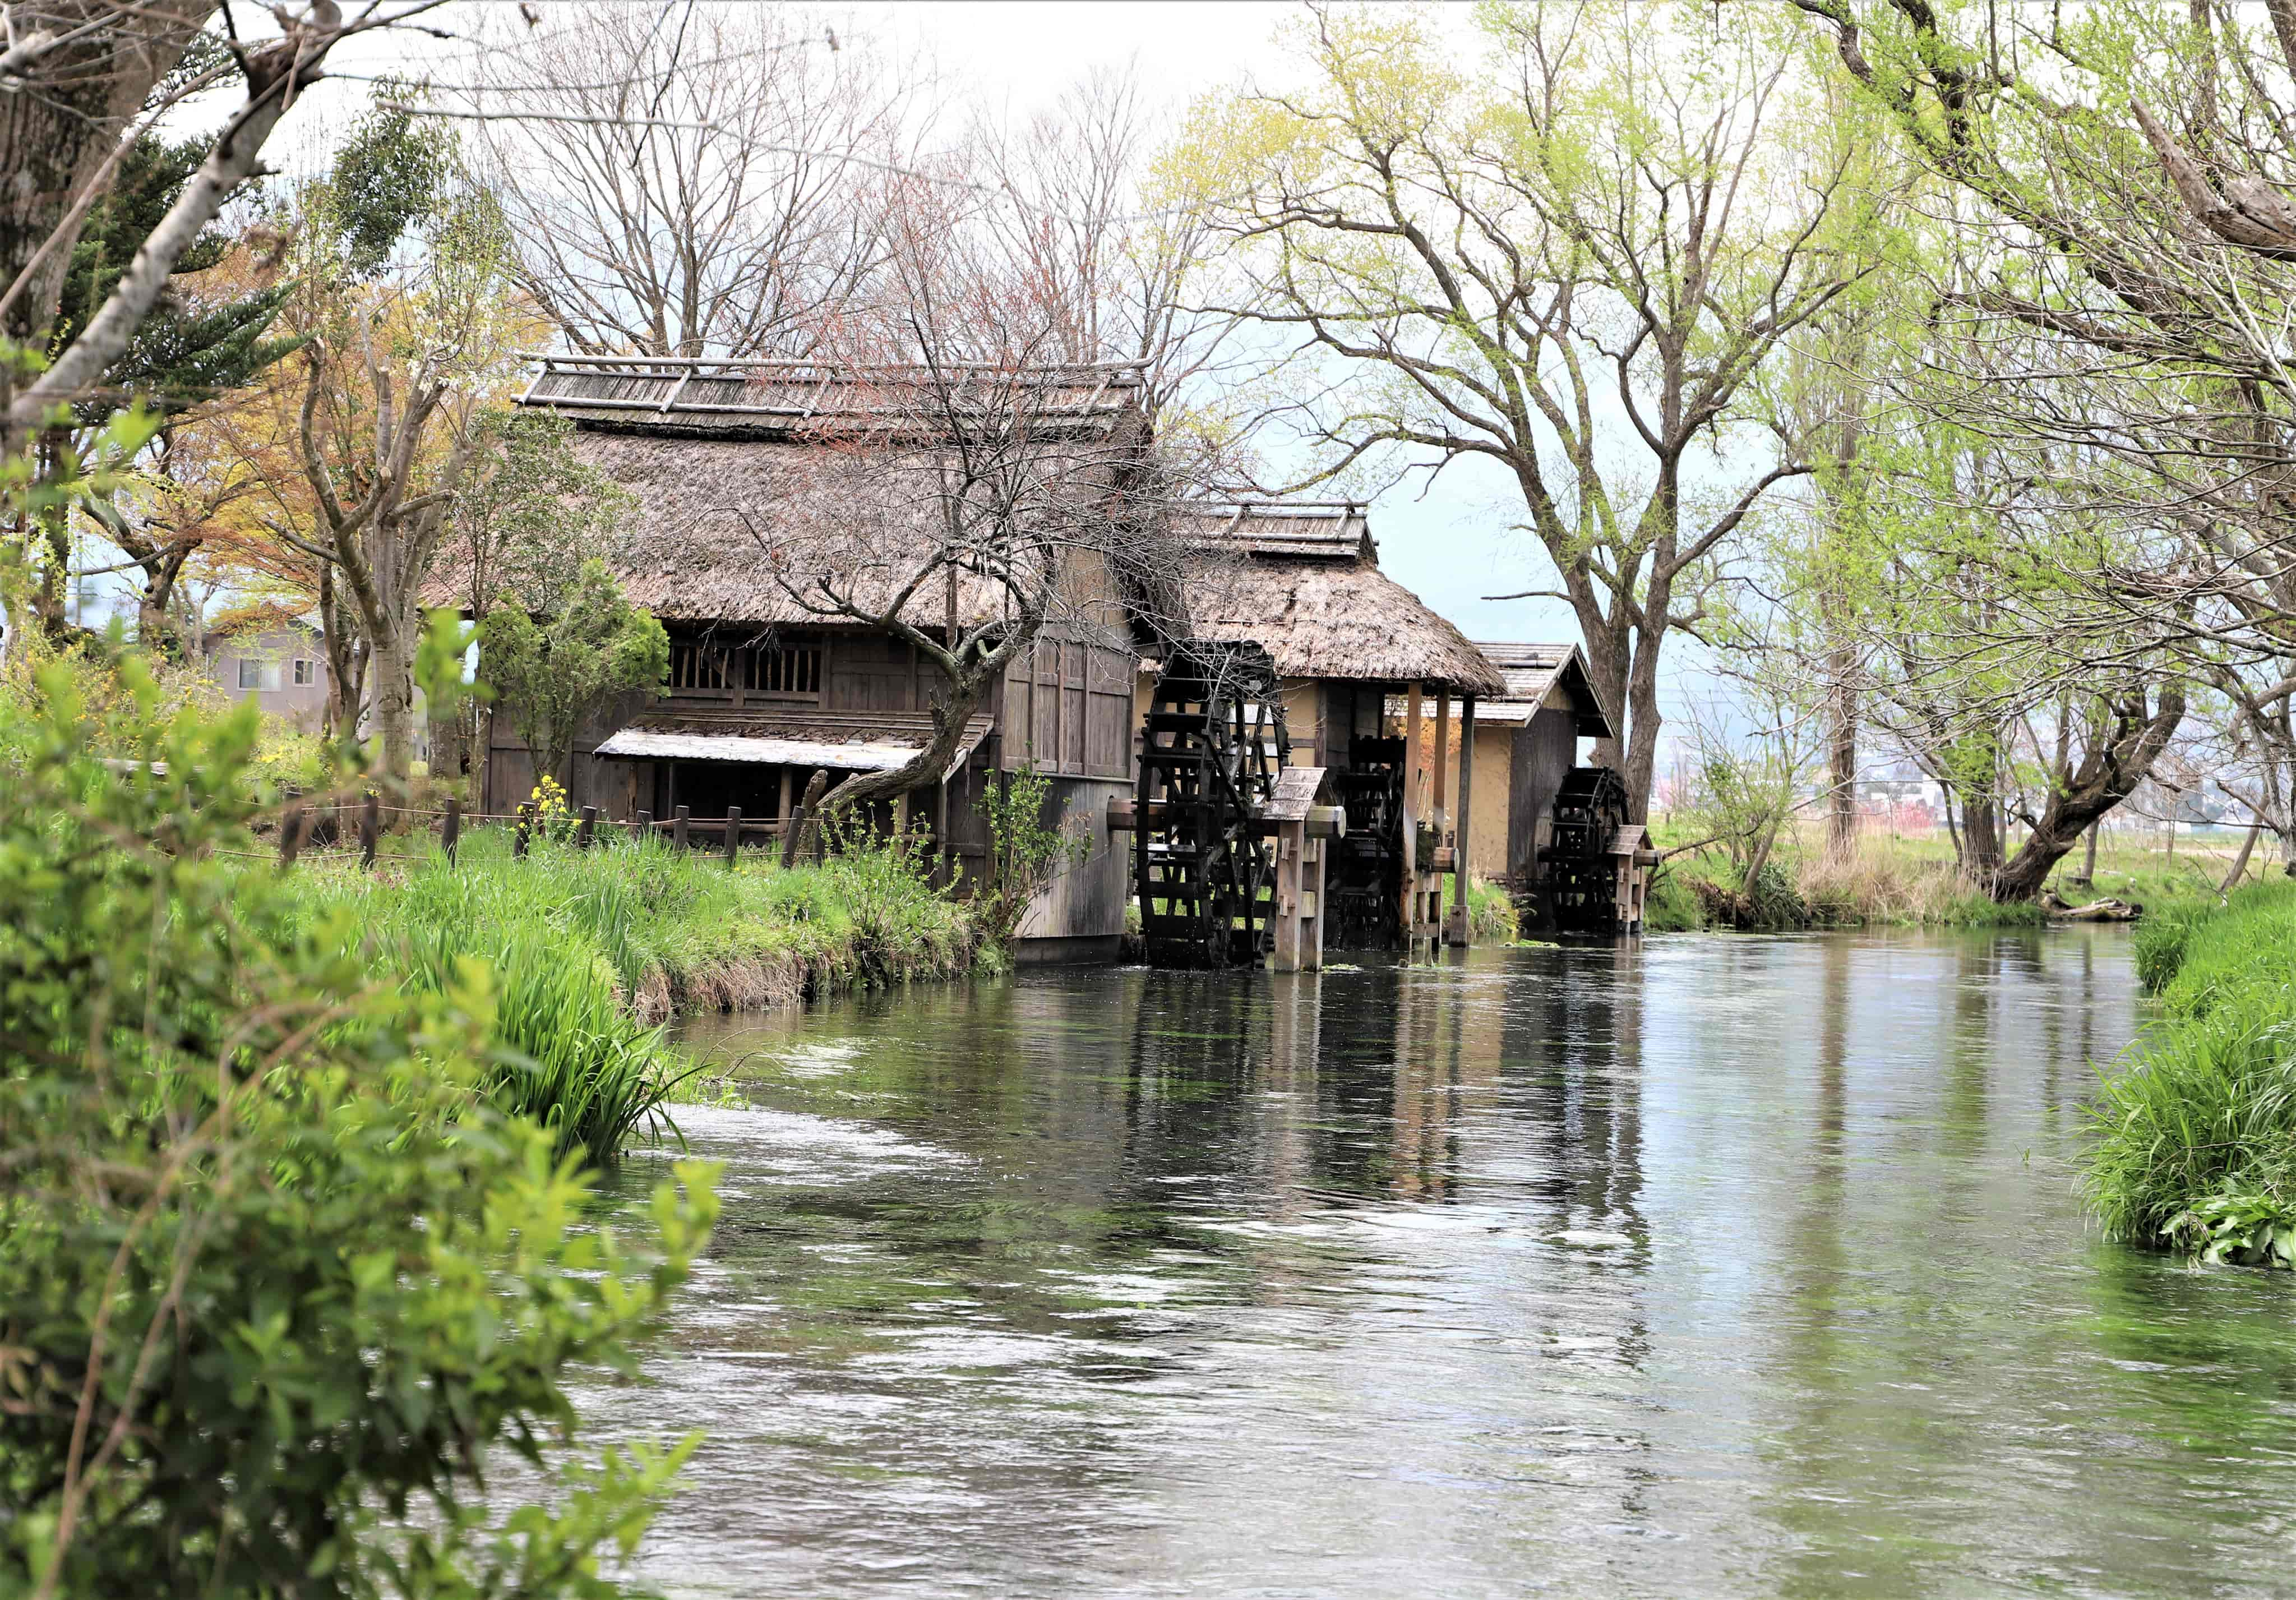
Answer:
[
  {"left": 1170, "top": 2, "right": 1888, "bottom": 818},
  {"left": 1793, "top": 0, "right": 2296, "bottom": 869}
]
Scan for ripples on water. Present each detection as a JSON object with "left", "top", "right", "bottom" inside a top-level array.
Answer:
[{"left": 563, "top": 929, "right": 2296, "bottom": 1598}]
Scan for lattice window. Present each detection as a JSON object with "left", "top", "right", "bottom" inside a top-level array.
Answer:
[
  {"left": 745, "top": 644, "right": 821, "bottom": 697},
  {"left": 668, "top": 642, "right": 729, "bottom": 690}
]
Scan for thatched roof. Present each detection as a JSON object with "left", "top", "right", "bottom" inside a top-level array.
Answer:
[
  {"left": 433, "top": 356, "right": 1145, "bottom": 633},
  {"left": 1165, "top": 504, "right": 1507, "bottom": 698},
  {"left": 1468, "top": 641, "right": 1614, "bottom": 737},
  {"left": 547, "top": 431, "right": 1023, "bottom": 629},
  {"left": 517, "top": 354, "right": 1147, "bottom": 443}
]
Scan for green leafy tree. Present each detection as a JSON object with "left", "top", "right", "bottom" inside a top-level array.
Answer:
[
  {"left": 0, "top": 657, "right": 717, "bottom": 1598},
  {"left": 1169, "top": 1, "right": 1890, "bottom": 819},
  {"left": 434, "top": 408, "right": 635, "bottom": 784},
  {"left": 479, "top": 559, "right": 669, "bottom": 789}
]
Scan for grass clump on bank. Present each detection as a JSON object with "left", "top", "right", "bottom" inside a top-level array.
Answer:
[
  {"left": 2085, "top": 879, "right": 2296, "bottom": 1266},
  {"left": 281, "top": 825, "right": 982, "bottom": 1163},
  {"left": 1642, "top": 824, "right": 2216, "bottom": 932}
]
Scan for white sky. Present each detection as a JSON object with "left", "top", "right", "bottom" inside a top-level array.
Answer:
[{"left": 291, "top": 1, "right": 1720, "bottom": 741}]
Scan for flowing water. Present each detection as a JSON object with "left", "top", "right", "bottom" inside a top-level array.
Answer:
[{"left": 579, "top": 930, "right": 2296, "bottom": 1597}]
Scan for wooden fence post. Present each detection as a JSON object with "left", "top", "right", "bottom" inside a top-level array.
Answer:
[
  {"left": 724, "top": 806, "right": 741, "bottom": 867},
  {"left": 279, "top": 802, "right": 306, "bottom": 871},
  {"left": 514, "top": 803, "right": 532, "bottom": 859},
  {"left": 636, "top": 809, "right": 653, "bottom": 846},
  {"left": 577, "top": 805, "right": 597, "bottom": 850},
  {"left": 359, "top": 792, "right": 379, "bottom": 870},
  {"left": 442, "top": 796, "right": 461, "bottom": 865},
  {"left": 672, "top": 805, "right": 690, "bottom": 853}
]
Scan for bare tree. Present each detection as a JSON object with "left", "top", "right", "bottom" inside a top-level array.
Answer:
[
  {"left": 459, "top": 2, "right": 921, "bottom": 358},
  {"left": 732, "top": 181, "right": 1182, "bottom": 839},
  {"left": 1172, "top": 2, "right": 1886, "bottom": 819}
]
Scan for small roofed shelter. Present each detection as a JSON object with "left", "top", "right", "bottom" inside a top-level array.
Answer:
[
  {"left": 1152, "top": 502, "right": 1506, "bottom": 947},
  {"left": 472, "top": 353, "right": 1149, "bottom": 961},
  {"left": 1466, "top": 642, "right": 1615, "bottom": 887}
]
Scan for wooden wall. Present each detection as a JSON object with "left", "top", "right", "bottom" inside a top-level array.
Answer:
[{"left": 1506, "top": 708, "right": 1579, "bottom": 883}]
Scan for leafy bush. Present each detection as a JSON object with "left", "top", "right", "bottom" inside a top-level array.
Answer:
[
  {"left": 1466, "top": 875, "right": 1519, "bottom": 941},
  {"left": 976, "top": 764, "right": 1091, "bottom": 946},
  {"left": 0, "top": 660, "right": 717, "bottom": 1597}
]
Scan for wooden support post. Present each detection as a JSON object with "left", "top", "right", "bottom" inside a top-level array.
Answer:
[
  {"left": 1448, "top": 697, "right": 1476, "bottom": 946},
  {"left": 359, "top": 792, "right": 379, "bottom": 869},
  {"left": 1401, "top": 681, "right": 1424, "bottom": 943},
  {"left": 576, "top": 804, "right": 597, "bottom": 850},
  {"left": 778, "top": 768, "right": 794, "bottom": 826},
  {"left": 724, "top": 806, "right": 741, "bottom": 866},
  {"left": 672, "top": 804, "right": 690, "bottom": 853},
  {"left": 1304, "top": 833, "right": 1326, "bottom": 970},
  {"left": 442, "top": 796, "right": 461, "bottom": 865},
  {"left": 1272, "top": 819, "right": 1306, "bottom": 972},
  {"left": 279, "top": 802, "right": 306, "bottom": 871},
  {"left": 1432, "top": 690, "right": 1450, "bottom": 820},
  {"left": 636, "top": 809, "right": 653, "bottom": 842},
  {"left": 513, "top": 803, "right": 532, "bottom": 859}
]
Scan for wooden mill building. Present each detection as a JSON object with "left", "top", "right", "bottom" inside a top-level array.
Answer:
[
  {"left": 473, "top": 354, "right": 1145, "bottom": 962},
  {"left": 1462, "top": 642, "right": 1614, "bottom": 888},
  {"left": 1154, "top": 504, "right": 1507, "bottom": 946}
]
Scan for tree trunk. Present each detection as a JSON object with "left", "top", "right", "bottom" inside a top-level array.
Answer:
[
  {"left": 1961, "top": 789, "right": 2005, "bottom": 889},
  {"left": 0, "top": 4, "right": 209, "bottom": 351},
  {"left": 1991, "top": 687, "right": 2186, "bottom": 901},
  {"left": 430, "top": 699, "right": 469, "bottom": 794},
  {"left": 2220, "top": 817, "right": 2264, "bottom": 895},
  {"left": 369, "top": 628, "right": 417, "bottom": 786},
  {"left": 1827, "top": 673, "right": 1858, "bottom": 857},
  {"left": 2077, "top": 820, "right": 2099, "bottom": 885}
]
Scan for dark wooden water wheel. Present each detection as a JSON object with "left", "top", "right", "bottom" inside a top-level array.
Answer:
[
  {"left": 1541, "top": 766, "right": 1629, "bottom": 933},
  {"left": 1136, "top": 643, "right": 1288, "bottom": 967},
  {"left": 1327, "top": 735, "right": 1407, "bottom": 948}
]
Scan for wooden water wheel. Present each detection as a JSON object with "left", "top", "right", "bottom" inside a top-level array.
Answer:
[
  {"left": 1541, "top": 766, "right": 1630, "bottom": 933},
  {"left": 1136, "top": 644, "right": 1289, "bottom": 967},
  {"left": 1327, "top": 735, "right": 1407, "bottom": 947}
]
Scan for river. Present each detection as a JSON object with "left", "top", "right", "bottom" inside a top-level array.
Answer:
[{"left": 576, "top": 929, "right": 2296, "bottom": 1598}]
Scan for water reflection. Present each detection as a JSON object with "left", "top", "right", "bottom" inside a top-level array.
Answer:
[{"left": 565, "top": 929, "right": 2296, "bottom": 1598}]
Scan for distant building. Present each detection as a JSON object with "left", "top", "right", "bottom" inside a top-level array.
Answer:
[{"left": 205, "top": 617, "right": 327, "bottom": 730}]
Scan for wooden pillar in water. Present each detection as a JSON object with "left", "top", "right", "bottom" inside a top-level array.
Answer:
[
  {"left": 1430, "top": 690, "right": 1450, "bottom": 937},
  {"left": 1401, "top": 681, "right": 1424, "bottom": 944},
  {"left": 1448, "top": 697, "right": 1476, "bottom": 946}
]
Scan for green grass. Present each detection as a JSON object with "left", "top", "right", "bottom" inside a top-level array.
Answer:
[
  {"left": 1639, "top": 822, "right": 2232, "bottom": 932},
  {"left": 2085, "top": 879, "right": 2296, "bottom": 1266},
  {"left": 276, "top": 824, "right": 981, "bottom": 1163}
]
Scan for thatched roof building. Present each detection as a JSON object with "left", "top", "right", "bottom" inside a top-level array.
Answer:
[
  {"left": 1165, "top": 503, "right": 1505, "bottom": 699},
  {"left": 489, "top": 354, "right": 1150, "bottom": 634},
  {"left": 1467, "top": 642, "right": 1613, "bottom": 736}
]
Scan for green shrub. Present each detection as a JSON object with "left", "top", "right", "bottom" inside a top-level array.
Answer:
[
  {"left": 1466, "top": 875, "right": 1519, "bottom": 941},
  {"left": 0, "top": 660, "right": 717, "bottom": 1597}
]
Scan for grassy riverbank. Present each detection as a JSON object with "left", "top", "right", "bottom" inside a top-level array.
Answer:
[
  {"left": 1642, "top": 827, "right": 2236, "bottom": 932},
  {"left": 2086, "top": 879, "right": 2296, "bottom": 1266},
  {"left": 275, "top": 826, "right": 984, "bottom": 1160}
]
